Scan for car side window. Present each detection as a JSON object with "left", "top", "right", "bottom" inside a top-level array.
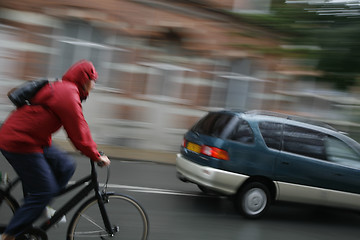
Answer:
[
  {"left": 325, "top": 136, "right": 360, "bottom": 168},
  {"left": 259, "top": 121, "right": 282, "bottom": 150},
  {"left": 228, "top": 118, "right": 254, "bottom": 144},
  {"left": 283, "top": 125, "right": 326, "bottom": 160}
]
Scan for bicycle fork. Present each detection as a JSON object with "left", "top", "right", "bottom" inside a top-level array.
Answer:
[
  {"left": 95, "top": 191, "right": 120, "bottom": 237},
  {"left": 91, "top": 162, "right": 119, "bottom": 237}
]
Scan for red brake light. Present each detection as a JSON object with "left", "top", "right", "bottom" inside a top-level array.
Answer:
[
  {"left": 182, "top": 138, "right": 187, "bottom": 147},
  {"left": 201, "top": 145, "right": 229, "bottom": 160}
]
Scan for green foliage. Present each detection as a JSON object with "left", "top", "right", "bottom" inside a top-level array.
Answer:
[{"left": 233, "top": 0, "right": 360, "bottom": 90}]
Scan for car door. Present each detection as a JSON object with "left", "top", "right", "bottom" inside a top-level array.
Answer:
[
  {"left": 322, "top": 135, "right": 360, "bottom": 209},
  {"left": 274, "top": 124, "right": 334, "bottom": 205},
  {"left": 249, "top": 121, "right": 283, "bottom": 177}
]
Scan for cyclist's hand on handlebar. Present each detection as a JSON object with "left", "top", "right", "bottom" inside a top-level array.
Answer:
[{"left": 97, "top": 155, "right": 111, "bottom": 167}]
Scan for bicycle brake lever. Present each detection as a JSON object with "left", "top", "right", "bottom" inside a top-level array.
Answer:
[{"left": 97, "top": 151, "right": 105, "bottom": 167}]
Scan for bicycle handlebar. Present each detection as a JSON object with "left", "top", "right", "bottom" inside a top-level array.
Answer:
[{"left": 96, "top": 151, "right": 106, "bottom": 167}]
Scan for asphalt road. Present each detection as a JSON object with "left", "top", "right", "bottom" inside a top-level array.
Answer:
[{"left": 2, "top": 153, "right": 360, "bottom": 240}]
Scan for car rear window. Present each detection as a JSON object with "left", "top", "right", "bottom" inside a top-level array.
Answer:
[{"left": 192, "top": 112, "right": 234, "bottom": 138}]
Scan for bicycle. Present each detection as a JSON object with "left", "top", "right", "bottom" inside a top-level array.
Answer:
[{"left": 0, "top": 158, "right": 149, "bottom": 240}]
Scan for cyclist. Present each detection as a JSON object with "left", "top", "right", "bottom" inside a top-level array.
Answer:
[{"left": 0, "top": 59, "right": 110, "bottom": 240}]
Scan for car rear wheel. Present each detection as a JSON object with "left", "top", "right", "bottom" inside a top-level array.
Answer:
[{"left": 235, "top": 182, "right": 271, "bottom": 219}]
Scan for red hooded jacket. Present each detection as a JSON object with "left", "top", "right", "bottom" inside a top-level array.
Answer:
[{"left": 0, "top": 60, "right": 101, "bottom": 161}]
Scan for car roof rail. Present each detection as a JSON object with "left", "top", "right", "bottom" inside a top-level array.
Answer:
[
  {"left": 245, "top": 110, "right": 338, "bottom": 131},
  {"left": 228, "top": 108, "right": 246, "bottom": 113}
]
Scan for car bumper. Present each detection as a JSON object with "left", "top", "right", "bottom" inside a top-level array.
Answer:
[{"left": 176, "top": 153, "right": 248, "bottom": 195}]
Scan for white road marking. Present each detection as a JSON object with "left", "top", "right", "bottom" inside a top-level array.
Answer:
[
  {"left": 68, "top": 181, "right": 220, "bottom": 198},
  {"left": 107, "top": 183, "right": 218, "bottom": 198}
]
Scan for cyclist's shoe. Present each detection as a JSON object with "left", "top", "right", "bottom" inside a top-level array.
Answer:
[
  {"left": 0, "top": 171, "right": 9, "bottom": 185},
  {"left": 44, "top": 206, "right": 67, "bottom": 226}
]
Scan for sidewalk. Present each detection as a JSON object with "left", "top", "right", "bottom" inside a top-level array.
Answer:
[{"left": 54, "top": 139, "right": 177, "bottom": 165}]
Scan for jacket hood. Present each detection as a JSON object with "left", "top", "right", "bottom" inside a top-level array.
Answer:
[{"left": 62, "top": 60, "right": 98, "bottom": 101}]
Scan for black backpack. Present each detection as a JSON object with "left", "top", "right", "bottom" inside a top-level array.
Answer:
[{"left": 7, "top": 79, "right": 49, "bottom": 108}]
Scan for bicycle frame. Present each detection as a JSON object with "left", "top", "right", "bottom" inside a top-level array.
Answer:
[{"left": 34, "top": 160, "right": 114, "bottom": 235}]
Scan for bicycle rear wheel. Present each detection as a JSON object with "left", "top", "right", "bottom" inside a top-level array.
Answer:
[
  {"left": 67, "top": 193, "right": 149, "bottom": 240},
  {"left": 0, "top": 190, "right": 19, "bottom": 233}
]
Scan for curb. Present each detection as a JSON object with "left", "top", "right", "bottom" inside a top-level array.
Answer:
[{"left": 53, "top": 139, "right": 177, "bottom": 165}]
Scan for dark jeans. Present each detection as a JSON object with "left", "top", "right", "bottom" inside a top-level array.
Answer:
[{"left": 1, "top": 145, "right": 76, "bottom": 236}]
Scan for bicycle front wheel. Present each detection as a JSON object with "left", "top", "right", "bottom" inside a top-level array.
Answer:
[
  {"left": 0, "top": 190, "right": 19, "bottom": 233},
  {"left": 67, "top": 193, "right": 149, "bottom": 240}
]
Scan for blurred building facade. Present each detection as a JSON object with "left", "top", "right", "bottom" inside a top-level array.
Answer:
[{"left": 0, "top": 0, "right": 359, "bottom": 151}]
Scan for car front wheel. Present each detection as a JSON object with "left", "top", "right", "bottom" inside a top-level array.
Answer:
[{"left": 235, "top": 182, "right": 271, "bottom": 219}]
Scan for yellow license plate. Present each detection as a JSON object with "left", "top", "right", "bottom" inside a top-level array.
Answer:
[{"left": 187, "top": 142, "right": 201, "bottom": 153}]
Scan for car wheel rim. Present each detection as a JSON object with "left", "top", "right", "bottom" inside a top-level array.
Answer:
[{"left": 243, "top": 188, "right": 267, "bottom": 215}]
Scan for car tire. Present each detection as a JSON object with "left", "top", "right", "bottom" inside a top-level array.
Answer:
[{"left": 235, "top": 182, "right": 271, "bottom": 219}]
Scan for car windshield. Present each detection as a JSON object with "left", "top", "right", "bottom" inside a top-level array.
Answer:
[
  {"left": 191, "top": 112, "right": 235, "bottom": 138},
  {"left": 338, "top": 134, "right": 360, "bottom": 156}
]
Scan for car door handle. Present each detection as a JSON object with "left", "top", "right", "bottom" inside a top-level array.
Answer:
[
  {"left": 334, "top": 173, "right": 344, "bottom": 177},
  {"left": 281, "top": 161, "right": 289, "bottom": 165}
]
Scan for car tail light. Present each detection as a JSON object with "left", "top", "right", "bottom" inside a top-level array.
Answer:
[
  {"left": 201, "top": 145, "right": 229, "bottom": 160},
  {"left": 182, "top": 138, "right": 187, "bottom": 147},
  {"left": 183, "top": 139, "right": 229, "bottom": 160}
]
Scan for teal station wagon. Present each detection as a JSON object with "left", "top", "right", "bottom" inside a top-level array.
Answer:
[{"left": 176, "top": 110, "right": 360, "bottom": 218}]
